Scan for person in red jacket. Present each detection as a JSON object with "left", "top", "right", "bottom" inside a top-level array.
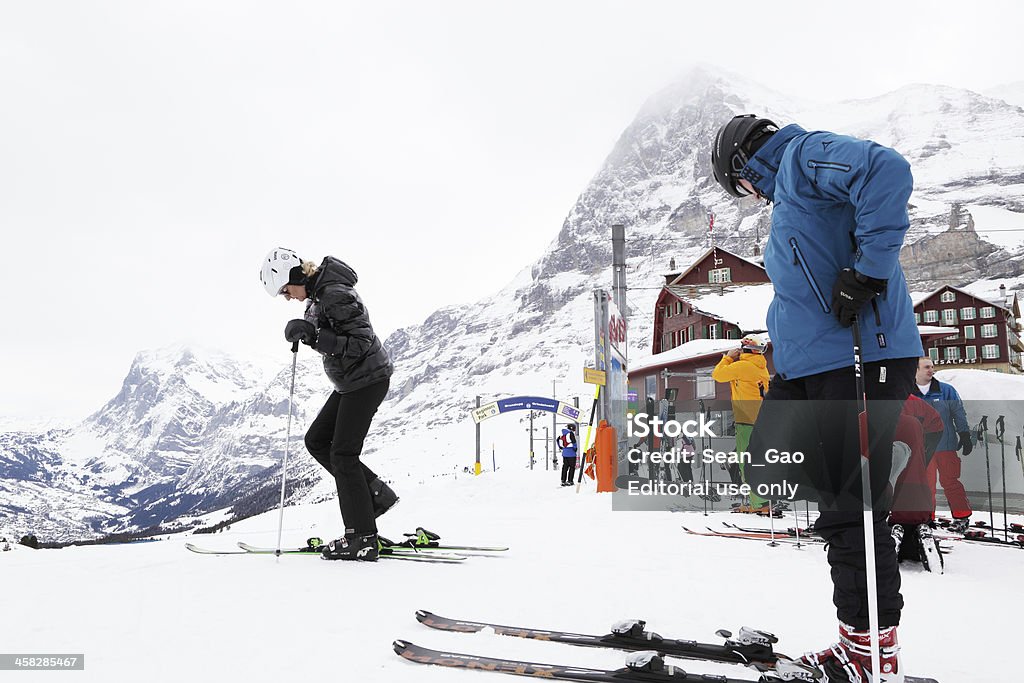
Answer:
[{"left": 889, "top": 395, "right": 945, "bottom": 572}]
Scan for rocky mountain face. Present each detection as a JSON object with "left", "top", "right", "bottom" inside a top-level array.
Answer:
[{"left": 3, "top": 66, "right": 1024, "bottom": 541}]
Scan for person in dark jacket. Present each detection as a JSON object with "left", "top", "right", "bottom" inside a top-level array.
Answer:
[
  {"left": 261, "top": 248, "right": 396, "bottom": 561},
  {"left": 559, "top": 423, "right": 579, "bottom": 486},
  {"left": 712, "top": 115, "right": 923, "bottom": 682},
  {"left": 913, "top": 357, "right": 973, "bottom": 532}
]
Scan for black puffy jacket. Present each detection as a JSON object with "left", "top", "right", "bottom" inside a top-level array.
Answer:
[{"left": 303, "top": 257, "right": 393, "bottom": 394}]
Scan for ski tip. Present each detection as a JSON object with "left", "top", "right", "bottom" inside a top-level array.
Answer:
[
  {"left": 393, "top": 640, "right": 411, "bottom": 656},
  {"left": 415, "top": 610, "right": 435, "bottom": 622}
]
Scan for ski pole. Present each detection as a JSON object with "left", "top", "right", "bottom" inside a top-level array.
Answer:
[
  {"left": 980, "top": 416, "right": 994, "bottom": 535},
  {"left": 576, "top": 384, "right": 600, "bottom": 492},
  {"left": 997, "top": 416, "right": 1008, "bottom": 543},
  {"left": 851, "top": 317, "right": 881, "bottom": 681},
  {"left": 274, "top": 341, "right": 300, "bottom": 557},
  {"left": 1018, "top": 435, "right": 1024, "bottom": 498}
]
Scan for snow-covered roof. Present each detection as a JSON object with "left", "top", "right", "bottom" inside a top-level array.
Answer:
[
  {"left": 912, "top": 284, "right": 1012, "bottom": 312},
  {"left": 679, "top": 283, "right": 774, "bottom": 332},
  {"left": 631, "top": 339, "right": 751, "bottom": 374}
]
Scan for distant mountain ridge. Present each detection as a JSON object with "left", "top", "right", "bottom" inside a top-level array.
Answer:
[{"left": 3, "top": 66, "right": 1024, "bottom": 541}]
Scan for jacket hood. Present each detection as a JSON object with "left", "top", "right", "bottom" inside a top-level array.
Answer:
[
  {"left": 311, "top": 256, "right": 358, "bottom": 292},
  {"left": 741, "top": 123, "right": 806, "bottom": 202}
]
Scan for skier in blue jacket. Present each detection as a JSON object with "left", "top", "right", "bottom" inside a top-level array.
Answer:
[
  {"left": 712, "top": 115, "right": 923, "bottom": 683},
  {"left": 559, "top": 424, "right": 579, "bottom": 487}
]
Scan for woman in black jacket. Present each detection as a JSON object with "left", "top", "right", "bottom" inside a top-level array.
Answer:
[{"left": 261, "top": 248, "right": 396, "bottom": 561}]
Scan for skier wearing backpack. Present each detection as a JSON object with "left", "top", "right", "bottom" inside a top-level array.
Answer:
[
  {"left": 712, "top": 115, "right": 922, "bottom": 682},
  {"left": 558, "top": 423, "right": 579, "bottom": 486},
  {"left": 260, "top": 248, "right": 396, "bottom": 561}
]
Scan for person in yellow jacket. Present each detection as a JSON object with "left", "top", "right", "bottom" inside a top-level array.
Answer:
[{"left": 712, "top": 336, "right": 770, "bottom": 512}]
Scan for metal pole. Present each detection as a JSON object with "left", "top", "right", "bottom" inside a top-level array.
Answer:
[
  {"left": 980, "top": 416, "right": 994, "bottom": 533},
  {"left": 529, "top": 410, "right": 535, "bottom": 470},
  {"left": 997, "top": 416, "right": 1008, "bottom": 542},
  {"left": 611, "top": 223, "right": 628, "bottom": 363},
  {"left": 476, "top": 396, "right": 482, "bottom": 476},
  {"left": 552, "top": 380, "right": 559, "bottom": 472},
  {"left": 545, "top": 427, "right": 550, "bottom": 472},
  {"left": 274, "top": 341, "right": 300, "bottom": 557},
  {"left": 852, "top": 318, "right": 881, "bottom": 680}
]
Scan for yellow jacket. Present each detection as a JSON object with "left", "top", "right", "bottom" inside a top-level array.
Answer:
[{"left": 711, "top": 353, "right": 770, "bottom": 425}]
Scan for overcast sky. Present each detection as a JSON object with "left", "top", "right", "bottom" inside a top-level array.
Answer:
[{"left": 2, "top": 1, "right": 1022, "bottom": 423}]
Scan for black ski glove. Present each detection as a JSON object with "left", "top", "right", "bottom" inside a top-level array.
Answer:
[
  {"left": 831, "top": 268, "right": 887, "bottom": 328},
  {"left": 957, "top": 430, "right": 974, "bottom": 456},
  {"left": 284, "top": 319, "right": 316, "bottom": 345}
]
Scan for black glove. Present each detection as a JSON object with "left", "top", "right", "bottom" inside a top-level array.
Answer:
[
  {"left": 831, "top": 268, "right": 887, "bottom": 327},
  {"left": 957, "top": 430, "right": 974, "bottom": 456},
  {"left": 284, "top": 319, "right": 316, "bottom": 345}
]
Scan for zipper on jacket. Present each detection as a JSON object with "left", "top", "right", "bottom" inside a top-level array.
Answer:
[
  {"left": 789, "top": 237, "right": 831, "bottom": 314},
  {"left": 807, "top": 159, "right": 852, "bottom": 186},
  {"left": 807, "top": 160, "right": 852, "bottom": 172}
]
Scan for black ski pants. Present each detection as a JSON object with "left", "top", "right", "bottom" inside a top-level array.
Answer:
[
  {"left": 561, "top": 456, "right": 577, "bottom": 484},
  {"left": 304, "top": 379, "right": 390, "bottom": 535},
  {"left": 748, "top": 358, "right": 916, "bottom": 629}
]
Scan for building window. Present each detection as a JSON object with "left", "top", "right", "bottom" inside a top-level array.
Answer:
[
  {"left": 666, "top": 306, "right": 673, "bottom": 319},
  {"left": 940, "top": 291, "right": 956, "bottom": 303},
  {"left": 675, "top": 301, "right": 683, "bottom": 315},
  {"left": 942, "top": 309, "right": 957, "bottom": 325},
  {"left": 981, "top": 324, "right": 998, "bottom": 338},
  {"left": 944, "top": 347, "right": 961, "bottom": 361},
  {"left": 981, "top": 306, "right": 996, "bottom": 318},
  {"left": 960, "top": 307, "right": 976, "bottom": 320},
  {"left": 726, "top": 328, "right": 738, "bottom": 340},
  {"left": 708, "top": 268, "right": 732, "bottom": 284},
  {"left": 966, "top": 346, "right": 977, "bottom": 361},
  {"left": 914, "top": 312, "right": 921, "bottom": 323},
  {"left": 964, "top": 325, "right": 976, "bottom": 340},
  {"left": 923, "top": 310, "right": 939, "bottom": 323},
  {"left": 662, "top": 333, "right": 672, "bottom": 351},
  {"left": 928, "top": 347, "right": 939, "bottom": 362},
  {"left": 695, "top": 368, "right": 715, "bottom": 399},
  {"left": 983, "top": 344, "right": 1000, "bottom": 360},
  {"left": 706, "top": 323, "right": 720, "bottom": 339}
]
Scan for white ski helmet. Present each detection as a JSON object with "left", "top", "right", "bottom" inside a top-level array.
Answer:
[{"left": 260, "top": 248, "right": 302, "bottom": 297}]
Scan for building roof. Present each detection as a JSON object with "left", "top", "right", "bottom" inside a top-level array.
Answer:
[
  {"left": 662, "top": 283, "right": 774, "bottom": 333},
  {"left": 667, "top": 246, "right": 767, "bottom": 286},
  {"left": 912, "top": 284, "right": 1012, "bottom": 313},
  {"left": 631, "top": 339, "right": 747, "bottom": 374}
]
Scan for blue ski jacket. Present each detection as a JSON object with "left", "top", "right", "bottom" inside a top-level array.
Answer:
[
  {"left": 560, "top": 428, "right": 578, "bottom": 458},
  {"left": 914, "top": 378, "right": 970, "bottom": 452},
  {"left": 743, "top": 125, "right": 923, "bottom": 380}
]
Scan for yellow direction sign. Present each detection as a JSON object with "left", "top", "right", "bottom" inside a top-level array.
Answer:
[{"left": 583, "top": 368, "right": 606, "bottom": 386}]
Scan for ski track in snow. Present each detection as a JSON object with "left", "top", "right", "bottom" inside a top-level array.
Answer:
[{"left": 2, "top": 466, "right": 1019, "bottom": 682}]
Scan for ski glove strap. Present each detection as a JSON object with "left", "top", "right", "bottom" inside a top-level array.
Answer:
[{"left": 831, "top": 268, "right": 887, "bottom": 328}]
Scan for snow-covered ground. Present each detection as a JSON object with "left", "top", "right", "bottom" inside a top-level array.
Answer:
[{"left": 3, "top": 464, "right": 1020, "bottom": 682}]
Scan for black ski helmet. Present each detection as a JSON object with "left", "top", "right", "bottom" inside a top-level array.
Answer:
[{"left": 711, "top": 115, "right": 778, "bottom": 197}]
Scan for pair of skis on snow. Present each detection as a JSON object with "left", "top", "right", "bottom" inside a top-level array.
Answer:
[
  {"left": 185, "top": 528, "right": 508, "bottom": 563},
  {"left": 396, "top": 610, "right": 939, "bottom": 682}
]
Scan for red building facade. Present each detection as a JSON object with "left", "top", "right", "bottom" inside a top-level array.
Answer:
[{"left": 913, "top": 285, "right": 1023, "bottom": 373}]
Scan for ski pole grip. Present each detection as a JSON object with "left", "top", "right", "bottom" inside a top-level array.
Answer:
[
  {"left": 996, "top": 416, "right": 1005, "bottom": 439},
  {"left": 979, "top": 416, "right": 988, "bottom": 432},
  {"left": 291, "top": 341, "right": 300, "bottom": 353},
  {"left": 1016, "top": 436, "right": 1021, "bottom": 461}
]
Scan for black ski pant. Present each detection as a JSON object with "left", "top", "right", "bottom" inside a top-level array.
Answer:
[
  {"left": 748, "top": 358, "right": 916, "bottom": 629},
  {"left": 304, "top": 379, "right": 390, "bottom": 535},
  {"left": 561, "top": 456, "right": 577, "bottom": 484}
]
